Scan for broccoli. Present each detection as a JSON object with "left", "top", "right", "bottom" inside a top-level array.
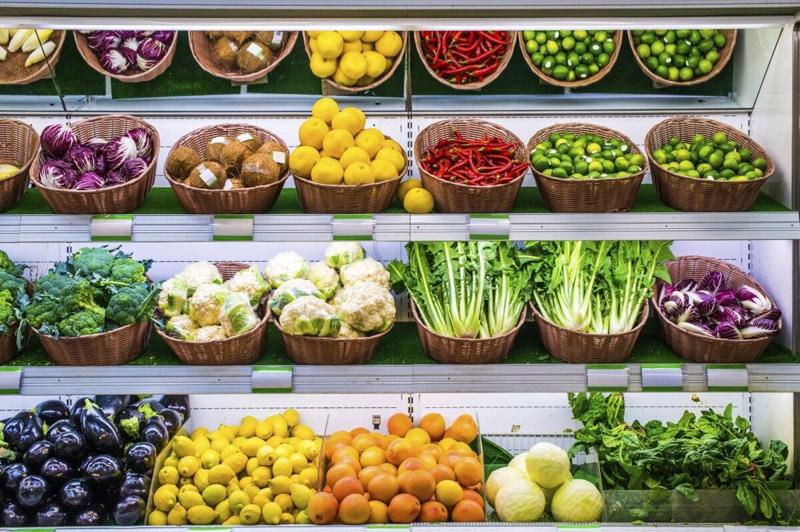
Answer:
[
  {"left": 106, "top": 283, "right": 156, "bottom": 326},
  {"left": 0, "top": 270, "right": 27, "bottom": 301},
  {"left": 69, "top": 247, "right": 115, "bottom": 278},
  {"left": 58, "top": 308, "right": 105, "bottom": 337},
  {"left": 109, "top": 257, "right": 147, "bottom": 285},
  {"left": 25, "top": 274, "right": 104, "bottom": 333},
  {"left": 24, "top": 296, "right": 61, "bottom": 329},
  {"left": 0, "top": 290, "right": 16, "bottom": 332},
  {"left": 0, "top": 250, "right": 22, "bottom": 276}
]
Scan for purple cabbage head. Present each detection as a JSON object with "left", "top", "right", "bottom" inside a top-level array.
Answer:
[
  {"left": 754, "top": 308, "right": 782, "bottom": 322},
  {"left": 38, "top": 159, "right": 77, "bottom": 188},
  {"left": 675, "top": 305, "right": 699, "bottom": 325},
  {"left": 136, "top": 30, "right": 154, "bottom": 38},
  {"left": 661, "top": 293, "right": 686, "bottom": 320},
  {"left": 695, "top": 291, "right": 716, "bottom": 317},
  {"left": 121, "top": 157, "right": 148, "bottom": 179},
  {"left": 41, "top": 124, "right": 78, "bottom": 157},
  {"left": 118, "top": 45, "right": 137, "bottom": 67},
  {"left": 674, "top": 278, "right": 697, "bottom": 292},
  {"left": 698, "top": 271, "right": 724, "bottom": 294},
  {"left": 715, "top": 289, "right": 738, "bottom": 307},
  {"left": 151, "top": 31, "right": 175, "bottom": 45},
  {"left": 739, "top": 318, "right": 780, "bottom": 339},
  {"left": 136, "top": 38, "right": 167, "bottom": 71},
  {"left": 714, "top": 322, "right": 743, "bottom": 340},
  {"left": 121, "top": 37, "right": 140, "bottom": 51},
  {"left": 125, "top": 127, "right": 153, "bottom": 161},
  {"left": 66, "top": 145, "right": 97, "bottom": 174},
  {"left": 712, "top": 305, "right": 748, "bottom": 328},
  {"left": 100, "top": 49, "right": 130, "bottom": 74},
  {"left": 658, "top": 283, "right": 675, "bottom": 305},
  {"left": 116, "top": 30, "right": 137, "bottom": 40},
  {"left": 104, "top": 135, "right": 139, "bottom": 169},
  {"left": 84, "top": 137, "right": 108, "bottom": 154},
  {"left": 72, "top": 172, "right": 105, "bottom": 190},
  {"left": 87, "top": 31, "right": 121, "bottom": 52},
  {"left": 736, "top": 285, "right": 773, "bottom": 315},
  {"left": 677, "top": 321, "right": 714, "bottom": 337},
  {"left": 105, "top": 170, "right": 127, "bottom": 186}
]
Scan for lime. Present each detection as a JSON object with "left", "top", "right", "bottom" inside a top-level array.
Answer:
[
  {"left": 562, "top": 36, "right": 576, "bottom": 50},
  {"left": 523, "top": 30, "right": 536, "bottom": 40},
  {"left": 526, "top": 40, "right": 539, "bottom": 54},
  {"left": 752, "top": 157, "right": 767, "bottom": 170},
  {"left": 545, "top": 40, "right": 559, "bottom": 55},
  {"left": 712, "top": 131, "right": 728, "bottom": 145}
]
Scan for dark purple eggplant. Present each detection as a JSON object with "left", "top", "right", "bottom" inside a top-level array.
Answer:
[
  {"left": 1, "top": 500, "right": 28, "bottom": 526},
  {"left": 49, "top": 427, "right": 85, "bottom": 463},
  {"left": 119, "top": 471, "right": 150, "bottom": 499},
  {"left": 23, "top": 440, "right": 54, "bottom": 471},
  {"left": 142, "top": 417, "right": 169, "bottom": 451},
  {"left": 61, "top": 478, "right": 92, "bottom": 510},
  {"left": 113, "top": 494, "right": 145, "bottom": 526},
  {"left": 46, "top": 419, "right": 77, "bottom": 439},
  {"left": 34, "top": 399, "right": 70, "bottom": 426},
  {"left": 69, "top": 397, "right": 94, "bottom": 425},
  {"left": 3, "top": 411, "right": 43, "bottom": 452},
  {"left": 95, "top": 395, "right": 130, "bottom": 420},
  {"left": 40, "top": 457, "right": 72, "bottom": 485},
  {"left": 159, "top": 408, "right": 184, "bottom": 437},
  {"left": 116, "top": 406, "right": 145, "bottom": 440},
  {"left": 16, "top": 475, "right": 47, "bottom": 507},
  {"left": 84, "top": 454, "right": 123, "bottom": 487},
  {"left": 124, "top": 441, "right": 156, "bottom": 473},
  {"left": 78, "top": 453, "right": 96, "bottom": 476},
  {"left": 36, "top": 501, "right": 67, "bottom": 526},
  {"left": 160, "top": 395, "right": 190, "bottom": 420},
  {"left": 134, "top": 398, "right": 165, "bottom": 414},
  {"left": 2, "top": 462, "right": 28, "bottom": 494},
  {"left": 74, "top": 503, "right": 106, "bottom": 526},
  {"left": 80, "top": 399, "right": 122, "bottom": 454}
]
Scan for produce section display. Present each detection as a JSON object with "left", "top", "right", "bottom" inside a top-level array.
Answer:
[
  {"left": 520, "top": 30, "right": 618, "bottom": 86},
  {"left": 189, "top": 31, "right": 296, "bottom": 83},
  {"left": 416, "top": 31, "right": 514, "bottom": 88},
  {"left": 630, "top": 29, "right": 733, "bottom": 85},
  {"left": 75, "top": 31, "right": 176, "bottom": 79}
]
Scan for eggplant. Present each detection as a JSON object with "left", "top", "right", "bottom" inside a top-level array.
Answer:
[
  {"left": 160, "top": 395, "right": 190, "bottom": 420},
  {"left": 159, "top": 408, "right": 184, "bottom": 437},
  {"left": 142, "top": 417, "right": 169, "bottom": 451},
  {"left": 3, "top": 411, "right": 43, "bottom": 452},
  {"left": 125, "top": 441, "right": 156, "bottom": 473},
  {"left": 46, "top": 419, "right": 77, "bottom": 439},
  {"left": 49, "top": 427, "right": 85, "bottom": 463},
  {"left": 134, "top": 398, "right": 165, "bottom": 414},
  {"left": 34, "top": 399, "right": 69, "bottom": 426},
  {"left": 1, "top": 500, "right": 28, "bottom": 527},
  {"left": 40, "top": 457, "right": 72, "bottom": 485},
  {"left": 23, "top": 440, "right": 54, "bottom": 471},
  {"left": 69, "top": 397, "right": 94, "bottom": 425},
  {"left": 84, "top": 454, "right": 123, "bottom": 487},
  {"left": 74, "top": 503, "right": 106, "bottom": 526},
  {"left": 95, "top": 395, "right": 130, "bottom": 420},
  {"left": 119, "top": 471, "right": 150, "bottom": 499},
  {"left": 80, "top": 399, "right": 122, "bottom": 454},
  {"left": 113, "top": 494, "right": 145, "bottom": 526},
  {"left": 116, "top": 406, "right": 145, "bottom": 440},
  {"left": 60, "top": 478, "right": 92, "bottom": 510},
  {"left": 1, "top": 462, "right": 28, "bottom": 494},
  {"left": 16, "top": 475, "right": 47, "bottom": 508},
  {"left": 78, "top": 453, "right": 96, "bottom": 476},
  {"left": 36, "top": 501, "right": 67, "bottom": 526}
]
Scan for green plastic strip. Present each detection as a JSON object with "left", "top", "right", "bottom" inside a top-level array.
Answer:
[
  {"left": 13, "top": 528, "right": 55, "bottom": 532},
  {"left": 470, "top": 213, "right": 510, "bottom": 241},
  {"left": 0, "top": 366, "right": 22, "bottom": 394},
  {"left": 213, "top": 214, "right": 254, "bottom": 241},
  {"left": 707, "top": 363, "right": 749, "bottom": 391},
  {"left": 332, "top": 214, "right": 374, "bottom": 241},
  {"left": 91, "top": 214, "right": 133, "bottom": 242},
  {"left": 251, "top": 365, "right": 293, "bottom": 393}
]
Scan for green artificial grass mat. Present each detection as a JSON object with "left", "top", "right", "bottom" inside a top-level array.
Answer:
[
  {"left": 7, "top": 319, "right": 797, "bottom": 367},
  {"left": 7, "top": 184, "right": 789, "bottom": 216}
]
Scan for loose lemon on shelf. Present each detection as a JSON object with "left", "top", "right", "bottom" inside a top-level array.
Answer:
[
  {"left": 363, "top": 51, "right": 388, "bottom": 78},
  {"left": 361, "top": 30, "right": 384, "bottom": 43},
  {"left": 311, "top": 157, "right": 344, "bottom": 184},
  {"left": 375, "top": 31, "right": 403, "bottom": 57},
  {"left": 403, "top": 187, "right": 434, "bottom": 213},
  {"left": 332, "top": 110, "right": 364, "bottom": 136},
  {"left": 371, "top": 159, "right": 398, "bottom": 182},
  {"left": 375, "top": 148, "right": 405, "bottom": 173},
  {"left": 355, "top": 128, "right": 384, "bottom": 158},
  {"left": 344, "top": 162, "right": 376, "bottom": 185},
  {"left": 316, "top": 31, "right": 344, "bottom": 59},
  {"left": 322, "top": 129, "right": 355, "bottom": 158},
  {"left": 311, "top": 97, "right": 340, "bottom": 125},
  {"left": 397, "top": 179, "right": 422, "bottom": 202},
  {"left": 332, "top": 67, "right": 357, "bottom": 87},
  {"left": 309, "top": 53, "right": 337, "bottom": 78},
  {"left": 340, "top": 146, "right": 371, "bottom": 169},
  {"left": 298, "top": 117, "right": 329, "bottom": 150},
  {"left": 338, "top": 30, "right": 364, "bottom": 42},
  {"left": 340, "top": 51, "right": 368, "bottom": 80}
]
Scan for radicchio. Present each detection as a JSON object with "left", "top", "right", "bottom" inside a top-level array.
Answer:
[
  {"left": 121, "top": 157, "right": 148, "bottom": 179},
  {"left": 739, "top": 318, "right": 780, "bottom": 339},
  {"left": 736, "top": 285, "right": 772, "bottom": 315},
  {"left": 151, "top": 31, "right": 174, "bottom": 45},
  {"left": 72, "top": 172, "right": 105, "bottom": 190},
  {"left": 125, "top": 127, "right": 153, "bottom": 161},
  {"left": 118, "top": 45, "right": 137, "bottom": 67},
  {"left": 41, "top": 124, "right": 77, "bottom": 157},
  {"left": 100, "top": 49, "right": 130, "bottom": 74},
  {"left": 694, "top": 291, "right": 716, "bottom": 317},
  {"left": 715, "top": 289, "right": 738, "bottom": 307},
  {"left": 105, "top": 170, "right": 127, "bottom": 186},
  {"left": 698, "top": 271, "right": 724, "bottom": 294},
  {"left": 136, "top": 38, "right": 167, "bottom": 71},
  {"left": 66, "top": 145, "right": 97, "bottom": 174},
  {"left": 674, "top": 279, "right": 697, "bottom": 292},
  {"left": 85, "top": 137, "right": 108, "bottom": 154},
  {"left": 38, "top": 159, "right": 77, "bottom": 188},
  {"left": 714, "top": 321, "right": 742, "bottom": 340},
  {"left": 677, "top": 321, "right": 714, "bottom": 337},
  {"left": 104, "top": 135, "right": 139, "bottom": 169},
  {"left": 87, "top": 31, "right": 121, "bottom": 52}
]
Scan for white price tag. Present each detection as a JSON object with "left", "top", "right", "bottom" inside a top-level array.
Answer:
[
  {"left": 641, "top": 365, "right": 683, "bottom": 391},
  {"left": 251, "top": 366, "right": 292, "bottom": 393},
  {"left": 587, "top": 366, "right": 629, "bottom": 391},
  {"left": 707, "top": 365, "right": 748, "bottom": 390}
]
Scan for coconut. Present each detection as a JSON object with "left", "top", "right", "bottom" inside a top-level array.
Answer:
[
  {"left": 236, "top": 41, "right": 273, "bottom": 73},
  {"left": 220, "top": 141, "right": 254, "bottom": 177},
  {"left": 256, "top": 140, "right": 289, "bottom": 173},
  {"left": 206, "top": 136, "right": 235, "bottom": 162},
  {"left": 206, "top": 31, "right": 224, "bottom": 40},
  {"left": 240, "top": 152, "right": 281, "bottom": 187},
  {"left": 213, "top": 36, "right": 240, "bottom": 68},
  {"left": 186, "top": 161, "right": 227, "bottom": 189},
  {"left": 165, "top": 146, "right": 201, "bottom": 180},
  {"left": 235, "top": 132, "right": 262, "bottom": 152},
  {"left": 255, "top": 30, "right": 285, "bottom": 51},
  {"left": 224, "top": 178, "right": 245, "bottom": 190},
  {"left": 225, "top": 31, "right": 253, "bottom": 46}
]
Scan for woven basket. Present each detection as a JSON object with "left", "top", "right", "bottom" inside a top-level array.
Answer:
[
  {"left": 156, "top": 262, "right": 269, "bottom": 365},
  {"left": 652, "top": 256, "right": 781, "bottom": 363},
  {"left": 414, "top": 119, "right": 526, "bottom": 213},
  {"left": 414, "top": 31, "right": 515, "bottom": 91},
  {"left": 165, "top": 124, "right": 290, "bottom": 214},
  {"left": 189, "top": 31, "right": 298, "bottom": 84},
  {"left": 628, "top": 29, "right": 737, "bottom": 88},
  {"left": 411, "top": 301, "right": 524, "bottom": 364},
  {"left": 73, "top": 31, "right": 178, "bottom": 83},
  {"left": 645, "top": 117, "right": 773, "bottom": 212},
  {"left": 302, "top": 31, "right": 407, "bottom": 93},
  {"left": 518, "top": 30, "right": 622, "bottom": 89},
  {"left": 0, "top": 119, "right": 39, "bottom": 212},
  {"left": 29, "top": 115, "right": 159, "bottom": 214},
  {"left": 36, "top": 320, "right": 151, "bottom": 366},
  {"left": 0, "top": 30, "right": 66, "bottom": 85},
  {"left": 273, "top": 317, "right": 391, "bottom": 365},
  {"left": 527, "top": 122, "right": 646, "bottom": 213},
  {"left": 531, "top": 302, "right": 648, "bottom": 364}
]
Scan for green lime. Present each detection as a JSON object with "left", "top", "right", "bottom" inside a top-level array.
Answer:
[
  {"left": 545, "top": 40, "right": 560, "bottom": 55},
  {"left": 697, "top": 59, "right": 713, "bottom": 74},
  {"left": 712, "top": 131, "right": 728, "bottom": 145},
  {"left": 752, "top": 157, "right": 767, "bottom": 170},
  {"left": 526, "top": 40, "right": 539, "bottom": 54},
  {"left": 523, "top": 30, "right": 536, "bottom": 40},
  {"left": 552, "top": 65, "right": 569, "bottom": 80},
  {"left": 562, "top": 36, "right": 576, "bottom": 50}
]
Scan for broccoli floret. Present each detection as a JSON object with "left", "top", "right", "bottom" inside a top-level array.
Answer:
[
  {"left": 58, "top": 307, "right": 105, "bottom": 337},
  {"left": 25, "top": 296, "right": 61, "bottom": 329},
  {"left": 0, "top": 290, "right": 16, "bottom": 331},
  {"left": 0, "top": 270, "right": 26, "bottom": 300},
  {"left": 26, "top": 274, "right": 103, "bottom": 331},
  {"left": 106, "top": 283, "right": 156, "bottom": 326},
  {"left": 69, "top": 247, "right": 115, "bottom": 278},
  {"left": 109, "top": 257, "right": 147, "bottom": 285}
]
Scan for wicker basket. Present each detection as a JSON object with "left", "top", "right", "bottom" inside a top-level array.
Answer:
[
  {"left": 73, "top": 31, "right": 178, "bottom": 83},
  {"left": 36, "top": 320, "right": 151, "bottom": 366},
  {"left": 273, "top": 317, "right": 391, "bottom": 365},
  {"left": 29, "top": 115, "right": 159, "bottom": 214},
  {"left": 0, "top": 119, "right": 39, "bottom": 212},
  {"left": 302, "top": 31, "right": 407, "bottom": 93},
  {"left": 411, "top": 301, "right": 524, "bottom": 364},
  {"left": 645, "top": 117, "right": 774, "bottom": 212},
  {"left": 518, "top": 30, "right": 622, "bottom": 89},
  {"left": 414, "top": 31, "right": 515, "bottom": 91},
  {"left": 156, "top": 262, "right": 269, "bottom": 365},
  {"left": 527, "top": 122, "right": 646, "bottom": 213},
  {"left": 628, "top": 29, "right": 737, "bottom": 88},
  {"left": 189, "top": 31, "right": 298, "bottom": 84},
  {"left": 165, "top": 124, "right": 290, "bottom": 214},
  {"left": 531, "top": 303, "right": 648, "bottom": 364},
  {"left": 652, "top": 255, "right": 781, "bottom": 363},
  {"left": 414, "top": 119, "right": 526, "bottom": 213},
  {"left": 0, "top": 30, "right": 66, "bottom": 85}
]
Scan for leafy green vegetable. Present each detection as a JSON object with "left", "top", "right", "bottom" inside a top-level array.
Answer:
[
  {"left": 109, "top": 257, "right": 148, "bottom": 285},
  {"left": 106, "top": 283, "right": 158, "bottom": 326},
  {"left": 58, "top": 307, "right": 105, "bottom": 337},
  {"left": 69, "top": 246, "right": 115, "bottom": 278}
]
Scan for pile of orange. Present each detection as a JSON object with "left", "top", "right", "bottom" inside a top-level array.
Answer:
[{"left": 306, "top": 412, "right": 485, "bottom": 525}]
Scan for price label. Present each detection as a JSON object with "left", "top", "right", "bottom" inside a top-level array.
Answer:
[
  {"left": 91, "top": 214, "right": 133, "bottom": 241},
  {"left": 587, "top": 364, "right": 629, "bottom": 391},
  {"left": 251, "top": 365, "right": 292, "bottom": 393},
  {"left": 213, "top": 215, "right": 254, "bottom": 241},
  {"left": 707, "top": 364, "right": 748, "bottom": 391},
  {"left": 641, "top": 364, "right": 683, "bottom": 391},
  {"left": 332, "top": 214, "right": 374, "bottom": 241},
  {"left": 0, "top": 366, "right": 22, "bottom": 394},
  {"left": 470, "top": 213, "right": 510, "bottom": 240}
]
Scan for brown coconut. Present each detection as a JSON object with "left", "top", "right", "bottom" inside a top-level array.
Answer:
[
  {"left": 236, "top": 41, "right": 273, "bottom": 73},
  {"left": 186, "top": 161, "right": 227, "bottom": 189},
  {"left": 240, "top": 152, "right": 281, "bottom": 187},
  {"left": 165, "top": 146, "right": 201, "bottom": 180}
]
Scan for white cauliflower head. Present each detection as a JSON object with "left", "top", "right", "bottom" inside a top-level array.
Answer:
[
  {"left": 324, "top": 242, "right": 365, "bottom": 269},
  {"left": 193, "top": 325, "right": 227, "bottom": 342},
  {"left": 269, "top": 278, "right": 322, "bottom": 317},
  {"left": 188, "top": 283, "right": 229, "bottom": 327},
  {"left": 332, "top": 285, "right": 353, "bottom": 306},
  {"left": 337, "top": 281, "right": 396, "bottom": 333},
  {"left": 308, "top": 261, "right": 339, "bottom": 300},
  {"left": 340, "top": 258, "right": 390, "bottom": 289},
  {"left": 165, "top": 314, "right": 196, "bottom": 341},
  {"left": 158, "top": 275, "right": 189, "bottom": 317},
  {"left": 279, "top": 295, "right": 340, "bottom": 337},
  {"left": 180, "top": 261, "right": 222, "bottom": 295},
  {"left": 219, "top": 291, "right": 260, "bottom": 338},
  {"left": 224, "top": 265, "right": 270, "bottom": 307},
  {"left": 336, "top": 319, "right": 364, "bottom": 339},
  {"left": 264, "top": 251, "right": 309, "bottom": 289}
]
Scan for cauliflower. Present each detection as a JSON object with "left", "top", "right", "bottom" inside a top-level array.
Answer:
[
  {"left": 225, "top": 265, "right": 270, "bottom": 307},
  {"left": 158, "top": 276, "right": 189, "bottom": 317},
  {"left": 308, "top": 261, "right": 339, "bottom": 300},
  {"left": 193, "top": 325, "right": 227, "bottom": 342},
  {"left": 269, "top": 279, "right": 322, "bottom": 317},
  {"left": 264, "top": 251, "right": 309, "bottom": 289},
  {"left": 340, "top": 258, "right": 390, "bottom": 289},
  {"left": 337, "top": 281, "right": 396, "bottom": 333},
  {"left": 219, "top": 291, "right": 260, "bottom": 338},
  {"left": 180, "top": 261, "right": 222, "bottom": 295},
  {"left": 336, "top": 319, "right": 364, "bottom": 339},
  {"left": 325, "top": 242, "right": 365, "bottom": 269},
  {"left": 279, "top": 295, "right": 340, "bottom": 337},
  {"left": 332, "top": 285, "right": 352, "bottom": 306},
  {"left": 188, "top": 283, "right": 229, "bottom": 326},
  {"left": 165, "top": 314, "right": 197, "bottom": 341}
]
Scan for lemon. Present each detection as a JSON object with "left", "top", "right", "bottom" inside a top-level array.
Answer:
[
  {"left": 239, "top": 476, "right": 254, "bottom": 490},
  {"left": 244, "top": 483, "right": 260, "bottom": 501},
  {"left": 383, "top": 138, "right": 404, "bottom": 153},
  {"left": 239, "top": 416, "right": 258, "bottom": 437},
  {"left": 338, "top": 30, "right": 364, "bottom": 42},
  {"left": 363, "top": 51, "right": 388, "bottom": 77},
  {"left": 228, "top": 489, "right": 250, "bottom": 514},
  {"left": 252, "top": 466, "right": 273, "bottom": 487},
  {"left": 310, "top": 156, "right": 344, "bottom": 185},
  {"left": 298, "top": 467, "right": 318, "bottom": 487},
  {"left": 268, "top": 415, "right": 290, "bottom": 438},
  {"left": 290, "top": 483, "right": 314, "bottom": 510},
  {"left": 311, "top": 97, "right": 340, "bottom": 125},
  {"left": 269, "top": 475, "right": 294, "bottom": 495},
  {"left": 397, "top": 179, "right": 422, "bottom": 202},
  {"left": 192, "top": 427, "right": 209, "bottom": 439},
  {"left": 281, "top": 512, "right": 295, "bottom": 524},
  {"left": 289, "top": 452, "right": 309, "bottom": 473},
  {"left": 163, "top": 454, "right": 179, "bottom": 469},
  {"left": 298, "top": 117, "right": 329, "bottom": 149},
  {"left": 246, "top": 456, "right": 259, "bottom": 476},
  {"left": 307, "top": 30, "right": 322, "bottom": 38},
  {"left": 178, "top": 456, "right": 200, "bottom": 478},
  {"left": 148, "top": 509, "right": 167, "bottom": 525},
  {"left": 317, "top": 31, "right": 344, "bottom": 59},
  {"left": 252, "top": 489, "right": 272, "bottom": 507},
  {"left": 344, "top": 162, "right": 375, "bottom": 185},
  {"left": 339, "top": 147, "right": 370, "bottom": 171},
  {"left": 340, "top": 51, "right": 368, "bottom": 79},
  {"left": 296, "top": 440, "right": 318, "bottom": 460},
  {"left": 343, "top": 40, "right": 362, "bottom": 53},
  {"left": 362, "top": 42, "right": 374, "bottom": 52},
  {"left": 200, "top": 449, "right": 220, "bottom": 469},
  {"left": 296, "top": 510, "right": 311, "bottom": 524},
  {"left": 292, "top": 424, "right": 315, "bottom": 441},
  {"left": 226, "top": 478, "right": 240, "bottom": 496},
  {"left": 222, "top": 515, "right": 241, "bottom": 525},
  {"left": 331, "top": 111, "right": 363, "bottom": 136},
  {"left": 308, "top": 37, "right": 319, "bottom": 55},
  {"left": 254, "top": 420, "right": 273, "bottom": 441},
  {"left": 309, "top": 53, "right": 337, "bottom": 78},
  {"left": 273, "top": 493, "right": 292, "bottom": 513},
  {"left": 167, "top": 504, "right": 188, "bottom": 525},
  {"left": 282, "top": 409, "right": 300, "bottom": 427},
  {"left": 354, "top": 128, "right": 385, "bottom": 158},
  {"left": 195, "top": 436, "right": 211, "bottom": 454},
  {"left": 207, "top": 464, "right": 236, "bottom": 485},
  {"left": 403, "top": 187, "right": 434, "bottom": 213},
  {"left": 241, "top": 436, "right": 265, "bottom": 458},
  {"left": 266, "top": 435, "right": 284, "bottom": 448},
  {"left": 179, "top": 490, "right": 205, "bottom": 509},
  {"left": 180, "top": 484, "right": 199, "bottom": 494},
  {"left": 371, "top": 159, "right": 398, "bottom": 181},
  {"left": 215, "top": 499, "right": 232, "bottom": 522},
  {"left": 154, "top": 486, "right": 178, "bottom": 511},
  {"left": 344, "top": 106, "right": 366, "bottom": 130},
  {"left": 375, "top": 31, "right": 403, "bottom": 57},
  {"left": 220, "top": 445, "right": 239, "bottom": 461},
  {"left": 203, "top": 484, "right": 228, "bottom": 507},
  {"left": 272, "top": 456, "right": 294, "bottom": 478},
  {"left": 375, "top": 147, "right": 406, "bottom": 173},
  {"left": 332, "top": 67, "right": 356, "bottom": 87},
  {"left": 173, "top": 436, "right": 195, "bottom": 458},
  {"left": 210, "top": 438, "right": 228, "bottom": 453},
  {"left": 362, "top": 30, "right": 384, "bottom": 43},
  {"left": 232, "top": 436, "right": 247, "bottom": 449},
  {"left": 256, "top": 444, "right": 275, "bottom": 466},
  {"left": 158, "top": 466, "right": 179, "bottom": 485},
  {"left": 220, "top": 424, "right": 238, "bottom": 441},
  {"left": 223, "top": 452, "right": 248, "bottom": 475},
  {"left": 322, "top": 129, "right": 355, "bottom": 158},
  {"left": 239, "top": 503, "right": 262, "bottom": 525},
  {"left": 288, "top": 146, "right": 320, "bottom": 179},
  {"left": 193, "top": 469, "right": 210, "bottom": 491},
  {"left": 261, "top": 501, "right": 282, "bottom": 525}
]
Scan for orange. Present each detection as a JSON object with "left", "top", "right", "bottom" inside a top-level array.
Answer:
[
  {"left": 420, "top": 444, "right": 443, "bottom": 460},
  {"left": 430, "top": 464, "right": 456, "bottom": 484},
  {"left": 358, "top": 465, "right": 383, "bottom": 490},
  {"left": 338, "top": 493, "right": 371, "bottom": 525},
  {"left": 418, "top": 500, "right": 448, "bottom": 523},
  {"left": 308, "top": 492, "right": 338, "bottom": 524},
  {"left": 454, "top": 457, "right": 482, "bottom": 487},
  {"left": 449, "top": 441, "right": 477, "bottom": 456},
  {"left": 336, "top": 456, "right": 362, "bottom": 474},
  {"left": 439, "top": 451, "right": 464, "bottom": 471},
  {"left": 333, "top": 476, "right": 364, "bottom": 502},
  {"left": 405, "top": 428, "right": 431, "bottom": 447},
  {"left": 326, "top": 463, "right": 357, "bottom": 488},
  {"left": 379, "top": 463, "right": 398, "bottom": 476},
  {"left": 386, "top": 438, "right": 414, "bottom": 466},
  {"left": 435, "top": 479, "right": 463, "bottom": 507},
  {"left": 451, "top": 499, "right": 485, "bottom": 522},
  {"left": 398, "top": 458, "right": 424, "bottom": 476},
  {"left": 324, "top": 440, "right": 348, "bottom": 461},
  {"left": 448, "top": 414, "right": 478, "bottom": 444},
  {"left": 360, "top": 446, "right": 386, "bottom": 467},
  {"left": 438, "top": 437, "right": 457, "bottom": 452},
  {"left": 387, "top": 493, "right": 421, "bottom": 524},
  {"left": 387, "top": 413, "right": 413, "bottom": 437},
  {"left": 368, "top": 500, "right": 389, "bottom": 524},
  {"left": 350, "top": 427, "right": 369, "bottom": 437},
  {"left": 420, "top": 413, "right": 446, "bottom": 441},
  {"left": 462, "top": 489, "right": 483, "bottom": 506},
  {"left": 332, "top": 445, "right": 359, "bottom": 465},
  {"left": 418, "top": 453, "right": 438, "bottom": 470},
  {"left": 352, "top": 433, "right": 380, "bottom": 453},
  {"left": 399, "top": 469, "right": 436, "bottom": 502},
  {"left": 382, "top": 434, "right": 399, "bottom": 449},
  {"left": 367, "top": 472, "right": 399, "bottom": 504}
]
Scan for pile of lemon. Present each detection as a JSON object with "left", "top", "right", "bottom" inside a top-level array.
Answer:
[
  {"left": 307, "top": 31, "right": 403, "bottom": 87},
  {"left": 148, "top": 409, "right": 322, "bottom": 526}
]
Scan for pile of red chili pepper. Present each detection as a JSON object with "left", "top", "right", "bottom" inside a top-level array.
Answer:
[
  {"left": 419, "top": 31, "right": 512, "bottom": 85},
  {"left": 420, "top": 132, "right": 528, "bottom": 187}
]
